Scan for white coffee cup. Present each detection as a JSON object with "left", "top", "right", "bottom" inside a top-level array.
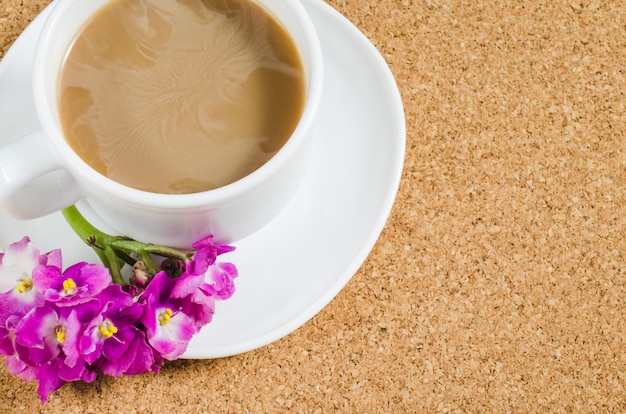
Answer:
[{"left": 0, "top": 0, "right": 323, "bottom": 247}]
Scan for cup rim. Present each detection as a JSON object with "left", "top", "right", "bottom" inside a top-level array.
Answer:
[{"left": 33, "top": 0, "right": 324, "bottom": 210}]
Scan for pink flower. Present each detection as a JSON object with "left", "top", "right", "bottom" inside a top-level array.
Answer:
[
  {"left": 33, "top": 262, "right": 111, "bottom": 307},
  {"left": 5, "top": 354, "right": 38, "bottom": 383},
  {"left": 199, "top": 262, "right": 238, "bottom": 300},
  {"left": 35, "top": 357, "right": 97, "bottom": 403},
  {"left": 0, "top": 237, "right": 61, "bottom": 320},
  {"left": 171, "top": 261, "right": 238, "bottom": 330},
  {"left": 186, "top": 235, "right": 235, "bottom": 276},
  {"left": 79, "top": 284, "right": 158, "bottom": 376},
  {"left": 12, "top": 299, "right": 100, "bottom": 403},
  {"left": 14, "top": 305, "right": 65, "bottom": 365},
  {"left": 0, "top": 227, "right": 239, "bottom": 404},
  {"left": 140, "top": 272, "right": 195, "bottom": 360}
]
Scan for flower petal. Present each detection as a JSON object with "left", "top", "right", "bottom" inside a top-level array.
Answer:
[
  {"left": 31, "top": 265, "right": 63, "bottom": 293},
  {"left": 147, "top": 309, "right": 195, "bottom": 360},
  {"left": 170, "top": 271, "right": 204, "bottom": 299},
  {"left": 201, "top": 262, "right": 238, "bottom": 300},
  {"left": 0, "top": 237, "right": 40, "bottom": 293},
  {"left": 36, "top": 361, "right": 66, "bottom": 404},
  {"left": 15, "top": 306, "right": 61, "bottom": 365},
  {"left": 0, "top": 287, "right": 44, "bottom": 321},
  {"left": 5, "top": 355, "right": 37, "bottom": 382}
]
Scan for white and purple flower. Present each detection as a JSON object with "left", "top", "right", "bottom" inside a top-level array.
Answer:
[
  {"left": 0, "top": 237, "right": 61, "bottom": 320},
  {"left": 0, "top": 211, "right": 238, "bottom": 404},
  {"left": 33, "top": 261, "right": 111, "bottom": 307}
]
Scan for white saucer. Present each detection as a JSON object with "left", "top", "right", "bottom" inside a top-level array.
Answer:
[{"left": 0, "top": 0, "right": 405, "bottom": 358}]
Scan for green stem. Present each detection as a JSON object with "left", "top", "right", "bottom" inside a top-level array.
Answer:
[
  {"left": 61, "top": 205, "right": 193, "bottom": 284},
  {"left": 62, "top": 205, "right": 125, "bottom": 285},
  {"left": 61, "top": 205, "right": 108, "bottom": 243},
  {"left": 139, "top": 250, "right": 161, "bottom": 274},
  {"left": 109, "top": 239, "right": 191, "bottom": 264},
  {"left": 103, "top": 247, "right": 125, "bottom": 285}
]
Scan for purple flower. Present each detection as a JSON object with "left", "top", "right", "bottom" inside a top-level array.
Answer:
[
  {"left": 34, "top": 361, "right": 65, "bottom": 404},
  {"left": 12, "top": 300, "right": 100, "bottom": 403},
  {"left": 14, "top": 305, "right": 64, "bottom": 365},
  {"left": 0, "top": 231, "right": 240, "bottom": 404},
  {"left": 0, "top": 314, "right": 19, "bottom": 356},
  {"left": 140, "top": 272, "right": 195, "bottom": 360},
  {"left": 171, "top": 261, "right": 237, "bottom": 330},
  {"left": 5, "top": 355, "right": 37, "bottom": 382},
  {"left": 32, "top": 262, "right": 111, "bottom": 307},
  {"left": 0, "top": 237, "right": 61, "bottom": 320},
  {"left": 79, "top": 284, "right": 158, "bottom": 376},
  {"left": 36, "top": 357, "right": 97, "bottom": 403},
  {"left": 97, "top": 325, "right": 159, "bottom": 377},
  {"left": 186, "top": 235, "right": 235, "bottom": 276},
  {"left": 172, "top": 278, "right": 216, "bottom": 331},
  {"left": 79, "top": 285, "right": 137, "bottom": 364},
  {"left": 199, "top": 262, "right": 238, "bottom": 300},
  {"left": 174, "top": 262, "right": 238, "bottom": 301},
  {"left": 0, "top": 314, "right": 38, "bottom": 381},
  {"left": 14, "top": 300, "right": 96, "bottom": 364},
  {"left": 59, "top": 300, "right": 102, "bottom": 368},
  {"left": 0, "top": 315, "right": 37, "bottom": 381},
  {"left": 171, "top": 236, "right": 237, "bottom": 331}
]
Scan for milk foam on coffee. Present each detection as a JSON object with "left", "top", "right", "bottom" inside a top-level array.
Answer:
[{"left": 59, "top": 0, "right": 305, "bottom": 194}]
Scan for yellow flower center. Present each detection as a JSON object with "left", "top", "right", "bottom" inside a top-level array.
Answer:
[
  {"left": 56, "top": 326, "right": 66, "bottom": 344},
  {"left": 16, "top": 279, "right": 33, "bottom": 294},
  {"left": 159, "top": 308, "right": 174, "bottom": 326},
  {"left": 98, "top": 321, "right": 119, "bottom": 339},
  {"left": 63, "top": 278, "right": 77, "bottom": 295}
]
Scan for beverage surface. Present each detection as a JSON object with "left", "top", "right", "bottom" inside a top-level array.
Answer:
[{"left": 60, "top": 0, "right": 305, "bottom": 194}]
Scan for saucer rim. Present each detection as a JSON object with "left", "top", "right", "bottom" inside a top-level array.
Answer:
[{"left": 0, "top": 0, "right": 406, "bottom": 359}]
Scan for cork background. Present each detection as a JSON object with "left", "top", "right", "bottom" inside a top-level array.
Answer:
[{"left": 1, "top": 0, "right": 625, "bottom": 412}]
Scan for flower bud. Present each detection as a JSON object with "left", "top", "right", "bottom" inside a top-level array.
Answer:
[{"left": 130, "top": 261, "right": 152, "bottom": 287}]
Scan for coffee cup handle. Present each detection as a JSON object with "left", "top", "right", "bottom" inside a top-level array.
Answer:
[{"left": 0, "top": 130, "right": 84, "bottom": 219}]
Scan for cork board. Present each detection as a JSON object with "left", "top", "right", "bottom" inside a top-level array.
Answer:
[{"left": 1, "top": 0, "right": 625, "bottom": 412}]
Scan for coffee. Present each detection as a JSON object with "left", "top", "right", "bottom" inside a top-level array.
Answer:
[{"left": 59, "top": 0, "right": 305, "bottom": 194}]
